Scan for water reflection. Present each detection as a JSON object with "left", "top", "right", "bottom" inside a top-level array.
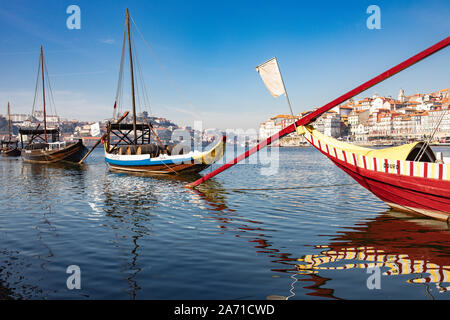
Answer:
[
  {"left": 187, "top": 181, "right": 231, "bottom": 212},
  {"left": 295, "top": 211, "right": 450, "bottom": 299},
  {"left": 11, "top": 162, "right": 89, "bottom": 298},
  {"left": 186, "top": 187, "right": 450, "bottom": 300},
  {"left": 4, "top": 150, "right": 450, "bottom": 300},
  {"left": 20, "top": 161, "right": 88, "bottom": 205},
  {"left": 102, "top": 174, "right": 159, "bottom": 299},
  {"left": 190, "top": 184, "right": 275, "bottom": 241},
  {"left": 0, "top": 249, "right": 43, "bottom": 299}
]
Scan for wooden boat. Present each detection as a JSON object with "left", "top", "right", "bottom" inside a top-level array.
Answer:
[
  {"left": 103, "top": 9, "right": 225, "bottom": 174},
  {"left": 299, "top": 125, "right": 450, "bottom": 222},
  {"left": 20, "top": 128, "right": 86, "bottom": 163},
  {"left": 1, "top": 141, "right": 21, "bottom": 157},
  {"left": 1, "top": 102, "right": 21, "bottom": 157},
  {"left": 1, "top": 140, "right": 21, "bottom": 157},
  {"left": 105, "top": 126, "right": 226, "bottom": 174},
  {"left": 19, "top": 47, "right": 87, "bottom": 164}
]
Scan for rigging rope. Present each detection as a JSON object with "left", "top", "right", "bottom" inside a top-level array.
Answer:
[
  {"left": 129, "top": 30, "right": 177, "bottom": 172},
  {"left": 43, "top": 57, "right": 59, "bottom": 128},
  {"left": 414, "top": 107, "right": 448, "bottom": 162},
  {"left": 31, "top": 53, "right": 42, "bottom": 122},
  {"left": 129, "top": 16, "right": 203, "bottom": 118},
  {"left": 114, "top": 21, "right": 127, "bottom": 120},
  {"left": 131, "top": 27, "right": 153, "bottom": 117},
  {"left": 114, "top": 13, "right": 155, "bottom": 121}
]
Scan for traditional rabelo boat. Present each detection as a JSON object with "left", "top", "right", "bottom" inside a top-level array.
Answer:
[
  {"left": 19, "top": 47, "right": 87, "bottom": 164},
  {"left": 298, "top": 125, "right": 450, "bottom": 222},
  {"left": 102, "top": 9, "right": 225, "bottom": 174},
  {"left": 187, "top": 37, "right": 450, "bottom": 222},
  {"left": 1, "top": 102, "right": 21, "bottom": 157}
]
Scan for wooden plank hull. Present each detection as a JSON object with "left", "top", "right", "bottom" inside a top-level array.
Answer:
[
  {"left": 105, "top": 135, "right": 226, "bottom": 175},
  {"left": 109, "top": 162, "right": 209, "bottom": 174},
  {"left": 21, "top": 140, "right": 88, "bottom": 164},
  {"left": 1, "top": 148, "right": 21, "bottom": 157}
]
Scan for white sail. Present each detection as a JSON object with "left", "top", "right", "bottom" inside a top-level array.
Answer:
[{"left": 255, "top": 57, "right": 286, "bottom": 98}]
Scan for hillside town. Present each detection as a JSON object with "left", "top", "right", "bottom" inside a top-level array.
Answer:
[
  {"left": 0, "top": 111, "right": 182, "bottom": 147},
  {"left": 2, "top": 88, "right": 449, "bottom": 149},
  {"left": 259, "top": 88, "right": 450, "bottom": 146}
]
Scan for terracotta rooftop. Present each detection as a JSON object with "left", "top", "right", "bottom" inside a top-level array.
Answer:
[{"left": 271, "top": 114, "right": 297, "bottom": 120}]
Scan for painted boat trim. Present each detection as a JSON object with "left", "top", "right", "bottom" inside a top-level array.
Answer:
[
  {"left": 302, "top": 127, "right": 450, "bottom": 182},
  {"left": 301, "top": 126, "right": 450, "bottom": 221},
  {"left": 104, "top": 135, "right": 226, "bottom": 168},
  {"left": 105, "top": 152, "right": 201, "bottom": 166}
]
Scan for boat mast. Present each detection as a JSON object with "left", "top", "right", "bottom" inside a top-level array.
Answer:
[
  {"left": 126, "top": 9, "right": 138, "bottom": 144},
  {"left": 40, "top": 46, "right": 47, "bottom": 143},
  {"left": 7, "top": 102, "right": 11, "bottom": 142}
]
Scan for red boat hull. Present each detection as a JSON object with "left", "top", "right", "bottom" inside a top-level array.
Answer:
[
  {"left": 303, "top": 131, "right": 450, "bottom": 222},
  {"left": 330, "top": 156, "right": 450, "bottom": 222}
]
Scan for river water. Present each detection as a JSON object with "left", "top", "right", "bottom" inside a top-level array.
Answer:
[{"left": 0, "top": 146, "right": 449, "bottom": 300}]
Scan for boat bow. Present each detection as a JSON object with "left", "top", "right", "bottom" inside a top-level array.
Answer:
[{"left": 298, "top": 125, "right": 450, "bottom": 221}]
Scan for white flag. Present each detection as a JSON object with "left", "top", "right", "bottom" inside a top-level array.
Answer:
[
  {"left": 256, "top": 57, "right": 286, "bottom": 98},
  {"left": 90, "top": 122, "right": 101, "bottom": 137}
]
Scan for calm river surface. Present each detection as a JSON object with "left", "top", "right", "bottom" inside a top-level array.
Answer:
[{"left": 1, "top": 146, "right": 450, "bottom": 300}]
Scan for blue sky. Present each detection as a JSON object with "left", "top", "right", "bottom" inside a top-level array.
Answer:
[{"left": 0, "top": 0, "right": 448, "bottom": 129}]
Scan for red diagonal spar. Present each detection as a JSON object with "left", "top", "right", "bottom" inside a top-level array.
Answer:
[{"left": 186, "top": 36, "right": 449, "bottom": 188}]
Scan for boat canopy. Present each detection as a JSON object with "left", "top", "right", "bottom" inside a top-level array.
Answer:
[
  {"left": 1, "top": 139, "right": 18, "bottom": 145},
  {"left": 301, "top": 125, "right": 436, "bottom": 163},
  {"left": 19, "top": 128, "right": 59, "bottom": 135},
  {"left": 110, "top": 123, "right": 151, "bottom": 131},
  {"left": 19, "top": 128, "right": 60, "bottom": 145}
]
